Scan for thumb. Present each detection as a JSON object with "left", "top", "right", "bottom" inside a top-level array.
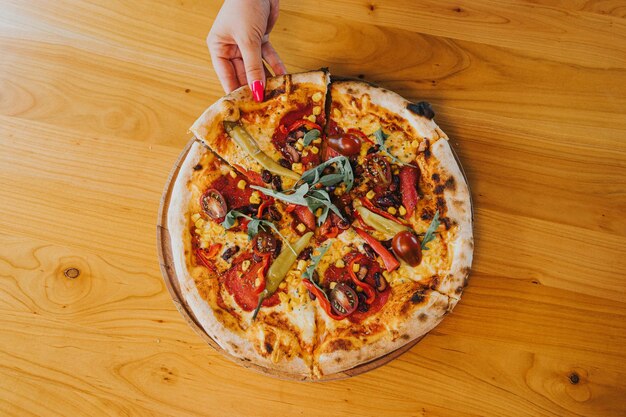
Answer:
[{"left": 239, "top": 37, "right": 266, "bottom": 88}]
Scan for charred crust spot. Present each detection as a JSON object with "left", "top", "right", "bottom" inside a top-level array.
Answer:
[
  {"left": 265, "top": 87, "right": 286, "bottom": 100},
  {"left": 429, "top": 276, "right": 440, "bottom": 289},
  {"left": 335, "top": 357, "right": 342, "bottom": 363},
  {"left": 407, "top": 101, "right": 435, "bottom": 120},
  {"left": 445, "top": 177, "right": 456, "bottom": 190},
  {"left": 461, "top": 266, "right": 471, "bottom": 276},
  {"left": 418, "top": 313, "right": 428, "bottom": 321},
  {"left": 401, "top": 334, "right": 410, "bottom": 340},
  {"left": 455, "top": 286, "right": 463, "bottom": 294},
  {"left": 346, "top": 88, "right": 356, "bottom": 95},
  {"left": 328, "top": 339, "right": 353, "bottom": 351},
  {"left": 441, "top": 217, "right": 451, "bottom": 230},
  {"left": 265, "top": 342, "right": 273, "bottom": 354},
  {"left": 424, "top": 148, "right": 431, "bottom": 159},
  {"left": 434, "top": 185, "right": 445, "bottom": 194},
  {"left": 193, "top": 164, "right": 202, "bottom": 171},
  {"left": 436, "top": 197, "right": 446, "bottom": 211},
  {"left": 431, "top": 173, "right": 440, "bottom": 182},
  {"left": 421, "top": 209, "right": 434, "bottom": 221},
  {"left": 411, "top": 291, "right": 425, "bottom": 304}
]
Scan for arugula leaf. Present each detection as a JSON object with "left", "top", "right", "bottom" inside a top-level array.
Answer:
[
  {"left": 221, "top": 209, "right": 296, "bottom": 254},
  {"left": 299, "top": 156, "right": 354, "bottom": 192},
  {"left": 421, "top": 210, "right": 440, "bottom": 250},
  {"left": 251, "top": 183, "right": 310, "bottom": 206},
  {"left": 302, "top": 244, "right": 331, "bottom": 300},
  {"left": 373, "top": 128, "right": 416, "bottom": 167},
  {"left": 302, "top": 129, "right": 321, "bottom": 146}
]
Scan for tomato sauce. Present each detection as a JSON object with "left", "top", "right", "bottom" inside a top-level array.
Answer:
[
  {"left": 271, "top": 105, "right": 323, "bottom": 169},
  {"left": 222, "top": 253, "right": 280, "bottom": 311},
  {"left": 208, "top": 172, "right": 254, "bottom": 212}
]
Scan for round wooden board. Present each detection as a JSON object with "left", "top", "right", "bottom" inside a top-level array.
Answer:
[{"left": 156, "top": 112, "right": 472, "bottom": 381}]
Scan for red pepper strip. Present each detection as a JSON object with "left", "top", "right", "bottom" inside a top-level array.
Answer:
[
  {"left": 293, "top": 205, "right": 316, "bottom": 230},
  {"left": 195, "top": 248, "right": 218, "bottom": 273},
  {"left": 348, "top": 256, "right": 376, "bottom": 304},
  {"left": 285, "top": 204, "right": 297, "bottom": 213},
  {"left": 319, "top": 216, "right": 339, "bottom": 238},
  {"left": 286, "top": 119, "right": 322, "bottom": 135},
  {"left": 207, "top": 243, "right": 223, "bottom": 258},
  {"left": 354, "top": 227, "right": 400, "bottom": 272},
  {"left": 279, "top": 124, "right": 288, "bottom": 134},
  {"left": 257, "top": 201, "right": 271, "bottom": 218},
  {"left": 253, "top": 254, "right": 272, "bottom": 294},
  {"left": 352, "top": 206, "right": 375, "bottom": 231},
  {"left": 302, "top": 279, "right": 347, "bottom": 320},
  {"left": 346, "top": 128, "right": 374, "bottom": 144},
  {"left": 399, "top": 165, "right": 420, "bottom": 217},
  {"left": 361, "top": 198, "right": 405, "bottom": 225}
]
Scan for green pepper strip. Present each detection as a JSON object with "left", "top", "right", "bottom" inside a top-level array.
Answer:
[
  {"left": 355, "top": 206, "right": 409, "bottom": 240},
  {"left": 224, "top": 121, "right": 300, "bottom": 181},
  {"left": 252, "top": 231, "right": 314, "bottom": 320}
]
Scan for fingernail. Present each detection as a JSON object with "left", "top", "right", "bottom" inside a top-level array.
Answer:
[{"left": 251, "top": 80, "right": 264, "bottom": 102}]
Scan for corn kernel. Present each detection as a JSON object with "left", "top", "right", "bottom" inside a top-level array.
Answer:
[
  {"left": 352, "top": 263, "right": 360, "bottom": 273},
  {"left": 237, "top": 179, "right": 246, "bottom": 190},
  {"left": 315, "top": 208, "right": 323, "bottom": 217},
  {"left": 335, "top": 259, "right": 345, "bottom": 268},
  {"left": 280, "top": 94, "right": 288, "bottom": 102},
  {"left": 229, "top": 170, "right": 237, "bottom": 178},
  {"left": 307, "top": 115, "right": 316, "bottom": 123},
  {"left": 279, "top": 292, "right": 289, "bottom": 303},
  {"left": 399, "top": 205, "right": 407, "bottom": 216},
  {"left": 191, "top": 213, "right": 201, "bottom": 222},
  {"left": 297, "top": 138, "right": 305, "bottom": 146},
  {"left": 356, "top": 286, "right": 363, "bottom": 292},
  {"left": 311, "top": 146, "right": 319, "bottom": 154},
  {"left": 296, "top": 223, "right": 307, "bottom": 233},
  {"left": 334, "top": 187, "right": 344, "bottom": 196},
  {"left": 194, "top": 228, "right": 201, "bottom": 234},
  {"left": 200, "top": 240, "right": 209, "bottom": 249},
  {"left": 366, "top": 190, "right": 375, "bottom": 199},
  {"left": 312, "top": 106, "right": 321, "bottom": 115},
  {"left": 249, "top": 191, "right": 261, "bottom": 205},
  {"left": 329, "top": 282, "right": 337, "bottom": 290},
  {"left": 313, "top": 138, "right": 322, "bottom": 144},
  {"left": 295, "top": 142, "right": 304, "bottom": 151},
  {"left": 392, "top": 167, "right": 400, "bottom": 175},
  {"left": 312, "top": 92, "right": 323, "bottom": 102},
  {"left": 292, "top": 163, "right": 303, "bottom": 172},
  {"left": 302, "top": 150, "right": 309, "bottom": 157},
  {"left": 254, "top": 277, "right": 261, "bottom": 288},
  {"left": 297, "top": 260, "right": 306, "bottom": 271},
  {"left": 195, "top": 219, "right": 204, "bottom": 229},
  {"left": 279, "top": 281, "right": 287, "bottom": 289},
  {"left": 333, "top": 108, "right": 342, "bottom": 118},
  {"left": 387, "top": 207, "right": 397, "bottom": 215},
  {"left": 411, "top": 140, "right": 420, "bottom": 149},
  {"left": 241, "top": 260, "right": 251, "bottom": 272}
]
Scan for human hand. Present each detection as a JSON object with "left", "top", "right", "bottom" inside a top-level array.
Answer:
[{"left": 207, "top": 0, "right": 287, "bottom": 101}]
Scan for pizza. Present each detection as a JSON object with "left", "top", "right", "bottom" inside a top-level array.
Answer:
[{"left": 168, "top": 69, "right": 473, "bottom": 379}]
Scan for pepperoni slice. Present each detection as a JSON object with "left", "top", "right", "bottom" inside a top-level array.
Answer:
[{"left": 222, "top": 253, "right": 280, "bottom": 311}]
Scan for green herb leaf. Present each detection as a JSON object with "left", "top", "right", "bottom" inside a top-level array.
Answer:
[
  {"left": 373, "top": 127, "right": 416, "bottom": 167},
  {"left": 221, "top": 209, "right": 296, "bottom": 254},
  {"left": 302, "top": 129, "right": 321, "bottom": 146},
  {"left": 251, "top": 183, "right": 310, "bottom": 206},
  {"left": 302, "top": 244, "right": 331, "bottom": 301},
  {"left": 421, "top": 210, "right": 440, "bottom": 250}
]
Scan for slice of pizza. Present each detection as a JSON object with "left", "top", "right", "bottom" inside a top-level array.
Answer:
[{"left": 190, "top": 70, "right": 330, "bottom": 190}]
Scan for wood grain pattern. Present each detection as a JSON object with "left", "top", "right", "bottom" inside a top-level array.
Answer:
[{"left": 1, "top": 0, "right": 625, "bottom": 415}]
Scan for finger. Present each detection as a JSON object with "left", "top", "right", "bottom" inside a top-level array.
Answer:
[
  {"left": 231, "top": 57, "right": 249, "bottom": 87},
  {"left": 262, "top": 42, "right": 287, "bottom": 75},
  {"left": 211, "top": 55, "right": 240, "bottom": 93},
  {"left": 238, "top": 37, "right": 265, "bottom": 87}
]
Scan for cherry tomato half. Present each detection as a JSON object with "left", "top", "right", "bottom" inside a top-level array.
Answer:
[
  {"left": 328, "top": 133, "right": 362, "bottom": 156},
  {"left": 201, "top": 189, "right": 227, "bottom": 220},
  {"left": 364, "top": 154, "right": 392, "bottom": 184},
  {"left": 330, "top": 283, "right": 359, "bottom": 316},
  {"left": 252, "top": 231, "right": 278, "bottom": 255},
  {"left": 391, "top": 231, "right": 422, "bottom": 266}
]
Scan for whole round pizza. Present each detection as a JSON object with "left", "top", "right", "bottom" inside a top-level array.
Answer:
[{"left": 167, "top": 69, "right": 473, "bottom": 379}]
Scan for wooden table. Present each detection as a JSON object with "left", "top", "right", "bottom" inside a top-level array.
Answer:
[{"left": 1, "top": 1, "right": 625, "bottom": 415}]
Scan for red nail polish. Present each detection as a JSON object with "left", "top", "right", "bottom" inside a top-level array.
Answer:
[{"left": 251, "top": 80, "right": 264, "bottom": 102}]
